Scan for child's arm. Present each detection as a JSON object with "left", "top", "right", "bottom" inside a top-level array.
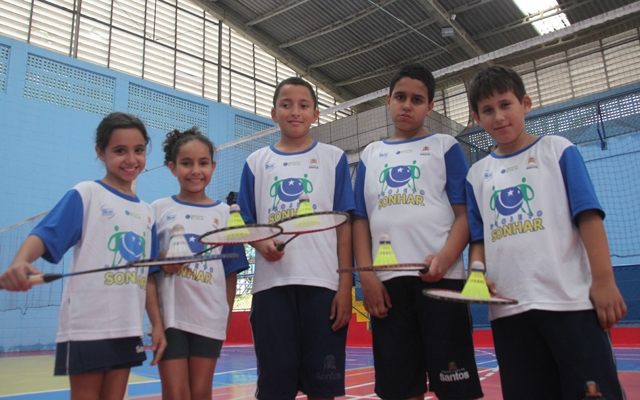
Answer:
[
  {"left": 225, "top": 271, "right": 238, "bottom": 335},
  {"left": 353, "top": 216, "right": 392, "bottom": 319},
  {"left": 420, "top": 204, "right": 470, "bottom": 282},
  {"left": 0, "top": 235, "right": 45, "bottom": 291},
  {"left": 331, "top": 220, "right": 353, "bottom": 331},
  {"left": 577, "top": 210, "right": 627, "bottom": 330},
  {"left": 145, "top": 274, "right": 167, "bottom": 365}
]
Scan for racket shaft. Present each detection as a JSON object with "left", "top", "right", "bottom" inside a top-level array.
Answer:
[{"left": 276, "top": 235, "right": 297, "bottom": 251}]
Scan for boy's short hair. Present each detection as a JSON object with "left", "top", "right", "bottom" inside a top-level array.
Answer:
[
  {"left": 388, "top": 64, "right": 436, "bottom": 104},
  {"left": 272, "top": 77, "right": 318, "bottom": 109},
  {"left": 468, "top": 65, "right": 526, "bottom": 114}
]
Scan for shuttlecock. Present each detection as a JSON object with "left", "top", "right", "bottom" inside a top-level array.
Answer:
[
  {"left": 225, "top": 204, "right": 250, "bottom": 239},
  {"left": 373, "top": 234, "right": 398, "bottom": 266},
  {"left": 294, "top": 194, "right": 320, "bottom": 228},
  {"left": 166, "top": 224, "right": 193, "bottom": 258},
  {"left": 461, "top": 261, "right": 491, "bottom": 299}
]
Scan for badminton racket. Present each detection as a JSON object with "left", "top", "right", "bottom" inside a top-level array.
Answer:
[
  {"left": 338, "top": 263, "right": 429, "bottom": 273},
  {"left": 198, "top": 224, "right": 283, "bottom": 254},
  {"left": 274, "top": 211, "right": 350, "bottom": 251},
  {"left": 423, "top": 288, "right": 518, "bottom": 305},
  {"left": 0, "top": 253, "right": 239, "bottom": 288}
]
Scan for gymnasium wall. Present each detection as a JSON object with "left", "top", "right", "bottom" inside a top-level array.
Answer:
[{"left": 0, "top": 34, "right": 274, "bottom": 352}]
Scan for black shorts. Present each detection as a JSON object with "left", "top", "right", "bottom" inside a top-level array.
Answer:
[
  {"left": 161, "top": 327, "right": 223, "bottom": 360},
  {"left": 491, "top": 309, "right": 625, "bottom": 400},
  {"left": 54, "top": 337, "right": 146, "bottom": 376},
  {"left": 371, "top": 277, "right": 484, "bottom": 400},
  {"left": 250, "top": 285, "right": 348, "bottom": 400}
]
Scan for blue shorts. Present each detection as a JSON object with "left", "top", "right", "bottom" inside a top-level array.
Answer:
[
  {"left": 250, "top": 285, "right": 348, "bottom": 400},
  {"left": 371, "top": 277, "right": 484, "bottom": 400},
  {"left": 161, "top": 327, "right": 222, "bottom": 360},
  {"left": 491, "top": 309, "right": 625, "bottom": 400},
  {"left": 54, "top": 337, "right": 146, "bottom": 375}
]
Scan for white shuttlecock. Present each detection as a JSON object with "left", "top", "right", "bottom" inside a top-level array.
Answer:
[{"left": 166, "top": 224, "right": 193, "bottom": 258}]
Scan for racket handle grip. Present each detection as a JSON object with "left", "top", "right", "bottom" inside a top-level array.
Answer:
[
  {"left": 28, "top": 274, "right": 46, "bottom": 285},
  {"left": 276, "top": 243, "right": 286, "bottom": 251}
]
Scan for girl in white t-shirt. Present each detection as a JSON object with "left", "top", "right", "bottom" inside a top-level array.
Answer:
[
  {"left": 0, "top": 112, "right": 165, "bottom": 400},
  {"left": 147, "top": 127, "right": 249, "bottom": 400}
]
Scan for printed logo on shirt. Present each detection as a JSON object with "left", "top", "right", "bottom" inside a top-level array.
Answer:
[
  {"left": 103, "top": 227, "right": 148, "bottom": 289},
  {"left": 165, "top": 232, "right": 214, "bottom": 283},
  {"left": 101, "top": 206, "right": 115, "bottom": 219},
  {"left": 213, "top": 217, "right": 219, "bottom": 228},
  {"left": 379, "top": 152, "right": 388, "bottom": 159},
  {"left": 309, "top": 158, "right": 319, "bottom": 169},
  {"left": 186, "top": 214, "right": 204, "bottom": 220},
  {"left": 500, "top": 165, "right": 518, "bottom": 174},
  {"left": 489, "top": 177, "right": 544, "bottom": 242},
  {"left": 439, "top": 362, "right": 470, "bottom": 382},
  {"left": 377, "top": 161, "right": 425, "bottom": 210},
  {"left": 420, "top": 146, "right": 430, "bottom": 155},
  {"left": 166, "top": 214, "right": 177, "bottom": 222},
  {"left": 484, "top": 171, "right": 493, "bottom": 180},
  {"left": 526, "top": 157, "right": 538, "bottom": 170},
  {"left": 283, "top": 161, "right": 301, "bottom": 166},
  {"left": 395, "top": 149, "right": 412, "bottom": 155},
  {"left": 267, "top": 174, "right": 316, "bottom": 223},
  {"left": 125, "top": 210, "right": 141, "bottom": 219},
  {"left": 265, "top": 162, "right": 275, "bottom": 171}
]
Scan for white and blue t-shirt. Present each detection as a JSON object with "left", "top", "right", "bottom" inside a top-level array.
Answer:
[
  {"left": 354, "top": 133, "right": 469, "bottom": 281},
  {"left": 31, "top": 180, "right": 158, "bottom": 342},
  {"left": 466, "top": 135, "right": 602, "bottom": 321},
  {"left": 151, "top": 196, "right": 249, "bottom": 340},
  {"left": 236, "top": 141, "right": 355, "bottom": 293}
]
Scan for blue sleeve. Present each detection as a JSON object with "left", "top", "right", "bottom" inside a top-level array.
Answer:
[
  {"left": 236, "top": 162, "right": 257, "bottom": 224},
  {"left": 444, "top": 143, "right": 469, "bottom": 205},
  {"left": 466, "top": 180, "right": 484, "bottom": 243},
  {"left": 353, "top": 160, "right": 368, "bottom": 218},
  {"left": 148, "top": 223, "right": 161, "bottom": 274},
  {"left": 222, "top": 244, "right": 250, "bottom": 276},
  {"left": 30, "top": 189, "right": 84, "bottom": 264},
  {"left": 333, "top": 153, "right": 355, "bottom": 213},
  {"left": 559, "top": 146, "right": 604, "bottom": 222}
]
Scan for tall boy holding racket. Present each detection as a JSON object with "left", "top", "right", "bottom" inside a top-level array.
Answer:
[
  {"left": 466, "top": 65, "right": 626, "bottom": 399},
  {"left": 236, "top": 77, "right": 354, "bottom": 400},
  {"left": 353, "top": 64, "right": 483, "bottom": 400}
]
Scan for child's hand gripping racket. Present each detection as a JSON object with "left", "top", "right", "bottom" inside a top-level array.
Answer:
[
  {"left": 422, "top": 261, "right": 518, "bottom": 305},
  {"left": 274, "top": 194, "right": 349, "bottom": 251},
  {"left": 338, "top": 234, "right": 429, "bottom": 274},
  {"left": 0, "top": 224, "right": 239, "bottom": 288}
]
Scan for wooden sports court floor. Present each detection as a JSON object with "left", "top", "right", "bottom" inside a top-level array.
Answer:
[{"left": 1, "top": 346, "right": 639, "bottom": 399}]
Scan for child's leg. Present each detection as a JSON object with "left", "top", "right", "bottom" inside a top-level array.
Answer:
[
  {"left": 491, "top": 311, "right": 563, "bottom": 400},
  {"left": 536, "top": 310, "right": 625, "bottom": 400},
  {"left": 370, "top": 277, "right": 427, "bottom": 399},
  {"left": 158, "top": 359, "right": 191, "bottom": 399},
  {"left": 68, "top": 369, "right": 130, "bottom": 400},
  {"left": 297, "top": 286, "right": 347, "bottom": 399},
  {"left": 420, "top": 279, "right": 484, "bottom": 400},
  {"left": 188, "top": 357, "right": 217, "bottom": 400},
  {"left": 251, "top": 286, "right": 301, "bottom": 400}
]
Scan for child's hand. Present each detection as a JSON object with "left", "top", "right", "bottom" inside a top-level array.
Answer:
[
  {"left": 252, "top": 239, "right": 285, "bottom": 262},
  {"left": 419, "top": 253, "right": 449, "bottom": 282},
  {"left": 330, "top": 287, "right": 352, "bottom": 331},
  {"left": 0, "top": 262, "right": 41, "bottom": 291},
  {"left": 484, "top": 276, "right": 497, "bottom": 295},
  {"left": 590, "top": 280, "right": 627, "bottom": 330},
  {"left": 359, "top": 274, "right": 392, "bottom": 319},
  {"left": 157, "top": 250, "right": 186, "bottom": 274},
  {"left": 149, "top": 326, "right": 167, "bottom": 366}
]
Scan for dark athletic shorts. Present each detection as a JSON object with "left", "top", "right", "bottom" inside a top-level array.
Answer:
[
  {"left": 371, "top": 277, "right": 484, "bottom": 400},
  {"left": 161, "top": 327, "right": 222, "bottom": 360},
  {"left": 54, "top": 336, "right": 146, "bottom": 375},
  {"left": 250, "top": 285, "right": 348, "bottom": 400}
]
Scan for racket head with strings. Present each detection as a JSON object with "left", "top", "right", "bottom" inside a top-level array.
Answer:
[
  {"left": 23, "top": 253, "right": 239, "bottom": 285},
  {"left": 423, "top": 288, "right": 518, "bottom": 305},
  {"left": 276, "top": 211, "right": 350, "bottom": 235},
  {"left": 198, "top": 224, "right": 283, "bottom": 246},
  {"left": 338, "top": 263, "right": 429, "bottom": 273}
]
